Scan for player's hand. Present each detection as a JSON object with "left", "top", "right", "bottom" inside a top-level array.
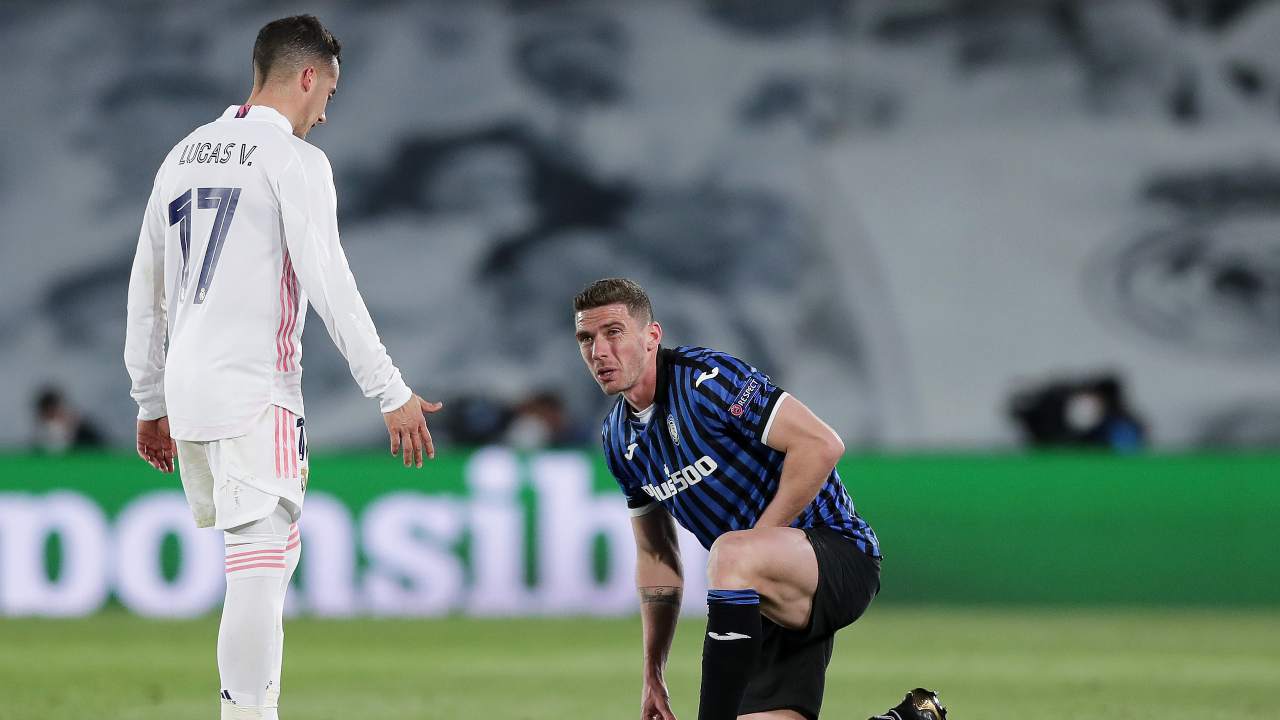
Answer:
[
  {"left": 383, "top": 393, "right": 443, "bottom": 468},
  {"left": 136, "top": 417, "right": 176, "bottom": 473},
  {"left": 641, "top": 676, "right": 677, "bottom": 720}
]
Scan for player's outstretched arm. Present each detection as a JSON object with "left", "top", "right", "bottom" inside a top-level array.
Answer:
[
  {"left": 756, "top": 395, "right": 846, "bottom": 528},
  {"left": 278, "top": 151, "right": 425, "bottom": 441},
  {"left": 633, "top": 507, "right": 683, "bottom": 720},
  {"left": 383, "top": 393, "right": 444, "bottom": 468},
  {"left": 136, "top": 417, "right": 176, "bottom": 473}
]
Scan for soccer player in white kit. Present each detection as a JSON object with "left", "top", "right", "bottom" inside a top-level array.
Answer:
[{"left": 123, "top": 15, "right": 441, "bottom": 719}]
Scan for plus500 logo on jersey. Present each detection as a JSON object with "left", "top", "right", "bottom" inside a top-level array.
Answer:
[{"left": 642, "top": 456, "right": 719, "bottom": 501}]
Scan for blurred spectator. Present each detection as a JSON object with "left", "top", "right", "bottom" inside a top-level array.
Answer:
[
  {"left": 33, "top": 386, "right": 105, "bottom": 453},
  {"left": 438, "top": 395, "right": 512, "bottom": 447},
  {"left": 1009, "top": 374, "right": 1147, "bottom": 452},
  {"left": 504, "top": 390, "right": 587, "bottom": 450}
]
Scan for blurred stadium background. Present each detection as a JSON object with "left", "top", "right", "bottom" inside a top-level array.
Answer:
[{"left": 1, "top": 1, "right": 1278, "bottom": 718}]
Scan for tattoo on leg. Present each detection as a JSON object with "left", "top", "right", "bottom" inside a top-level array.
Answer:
[{"left": 639, "top": 586, "right": 683, "bottom": 606}]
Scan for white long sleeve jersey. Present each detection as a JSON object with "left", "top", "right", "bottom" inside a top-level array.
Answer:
[{"left": 125, "top": 104, "right": 411, "bottom": 441}]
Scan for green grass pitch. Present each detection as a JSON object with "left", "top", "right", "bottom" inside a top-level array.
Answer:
[{"left": 2, "top": 607, "right": 1276, "bottom": 719}]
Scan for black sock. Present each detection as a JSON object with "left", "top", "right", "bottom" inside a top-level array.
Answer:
[{"left": 698, "top": 588, "right": 762, "bottom": 720}]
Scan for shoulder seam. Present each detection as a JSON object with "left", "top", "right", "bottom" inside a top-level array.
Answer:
[{"left": 667, "top": 351, "right": 713, "bottom": 371}]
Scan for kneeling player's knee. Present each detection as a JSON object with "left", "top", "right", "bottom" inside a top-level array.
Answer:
[{"left": 707, "top": 531, "right": 757, "bottom": 589}]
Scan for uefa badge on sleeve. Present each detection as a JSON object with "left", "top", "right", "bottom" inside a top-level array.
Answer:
[{"left": 729, "top": 378, "right": 760, "bottom": 417}]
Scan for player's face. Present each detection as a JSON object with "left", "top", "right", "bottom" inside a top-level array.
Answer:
[
  {"left": 298, "top": 59, "right": 339, "bottom": 138},
  {"left": 575, "top": 304, "right": 657, "bottom": 395}
]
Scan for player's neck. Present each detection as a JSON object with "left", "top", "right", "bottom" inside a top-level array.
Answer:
[
  {"left": 622, "top": 354, "right": 659, "bottom": 412},
  {"left": 243, "top": 89, "right": 305, "bottom": 137}
]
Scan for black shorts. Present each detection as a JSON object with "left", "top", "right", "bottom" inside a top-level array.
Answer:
[{"left": 738, "top": 527, "right": 881, "bottom": 720}]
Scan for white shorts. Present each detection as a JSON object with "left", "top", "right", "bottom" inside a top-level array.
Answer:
[{"left": 176, "top": 405, "right": 309, "bottom": 530}]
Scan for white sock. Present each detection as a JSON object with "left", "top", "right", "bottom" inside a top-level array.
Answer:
[
  {"left": 218, "top": 504, "right": 299, "bottom": 717},
  {"left": 219, "top": 698, "right": 283, "bottom": 720},
  {"left": 220, "top": 699, "right": 266, "bottom": 720},
  {"left": 266, "top": 521, "right": 300, "bottom": 716}
]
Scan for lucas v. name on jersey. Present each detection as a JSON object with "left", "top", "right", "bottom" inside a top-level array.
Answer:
[{"left": 177, "top": 141, "right": 258, "bottom": 167}]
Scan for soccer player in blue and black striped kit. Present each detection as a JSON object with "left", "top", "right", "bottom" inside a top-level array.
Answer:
[{"left": 573, "top": 279, "right": 946, "bottom": 720}]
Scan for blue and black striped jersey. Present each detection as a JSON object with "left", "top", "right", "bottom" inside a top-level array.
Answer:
[{"left": 601, "top": 346, "right": 880, "bottom": 557}]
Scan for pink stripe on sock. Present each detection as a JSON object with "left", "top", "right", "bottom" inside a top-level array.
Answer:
[
  {"left": 226, "top": 559, "right": 285, "bottom": 571},
  {"left": 226, "top": 562, "right": 286, "bottom": 574},
  {"left": 225, "top": 547, "right": 287, "bottom": 561},
  {"left": 226, "top": 558, "right": 286, "bottom": 570},
  {"left": 285, "top": 540, "right": 300, "bottom": 552},
  {"left": 225, "top": 548, "right": 285, "bottom": 561}
]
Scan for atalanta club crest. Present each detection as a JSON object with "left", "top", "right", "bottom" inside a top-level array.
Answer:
[{"left": 667, "top": 414, "right": 680, "bottom": 445}]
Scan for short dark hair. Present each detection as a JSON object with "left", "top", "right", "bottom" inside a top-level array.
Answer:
[
  {"left": 573, "top": 278, "right": 653, "bottom": 323},
  {"left": 253, "top": 15, "right": 342, "bottom": 85}
]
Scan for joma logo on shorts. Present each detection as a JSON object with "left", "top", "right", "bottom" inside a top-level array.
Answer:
[{"left": 641, "top": 456, "right": 718, "bottom": 501}]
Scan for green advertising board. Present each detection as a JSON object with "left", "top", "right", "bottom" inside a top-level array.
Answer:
[{"left": 0, "top": 450, "right": 1276, "bottom": 616}]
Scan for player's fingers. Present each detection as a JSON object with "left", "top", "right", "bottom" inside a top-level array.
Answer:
[
  {"left": 410, "top": 425, "right": 423, "bottom": 468},
  {"left": 400, "top": 429, "right": 412, "bottom": 467},
  {"left": 419, "top": 397, "right": 443, "bottom": 414},
  {"left": 142, "top": 446, "right": 162, "bottom": 471},
  {"left": 419, "top": 423, "right": 435, "bottom": 461},
  {"left": 643, "top": 705, "right": 676, "bottom": 720},
  {"left": 389, "top": 427, "right": 400, "bottom": 457}
]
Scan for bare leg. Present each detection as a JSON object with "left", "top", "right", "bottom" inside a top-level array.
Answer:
[
  {"left": 699, "top": 528, "right": 821, "bottom": 720},
  {"left": 706, "top": 527, "right": 819, "bottom": 630}
]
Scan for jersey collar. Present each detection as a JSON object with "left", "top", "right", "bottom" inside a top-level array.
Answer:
[
  {"left": 620, "top": 347, "right": 673, "bottom": 417},
  {"left": 219, "top": 104, "right": 293, "bottom": 135},
  {"left": 654, "top": 346, "right": 673, "bottom": 404}
]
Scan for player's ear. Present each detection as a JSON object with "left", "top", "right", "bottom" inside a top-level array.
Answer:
[
  {"left": 647, "top": 321, "right": 662, "bottom": 351},
  {"left": 300, "top": 66, "right": 315, "bottom": 93}
]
